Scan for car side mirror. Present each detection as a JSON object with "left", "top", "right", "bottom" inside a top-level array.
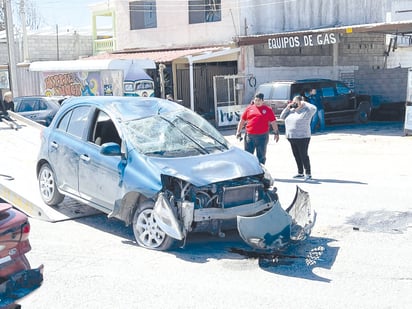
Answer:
[{"left": 100, "top": 142, "right": 121, "bottom": 156}]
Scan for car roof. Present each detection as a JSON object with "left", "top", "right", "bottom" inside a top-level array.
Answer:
[
  {"left": 14, "top": 95, "right": 66, "bottom": 100},
  {"left": 60, "top": 96, "right": 186, "bottom": 121}
]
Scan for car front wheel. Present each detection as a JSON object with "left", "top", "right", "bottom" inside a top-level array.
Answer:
[
  {"left": 132, "top": 202, "right": 176, "bottom": 251},
  {"left": 38, "top": 163, "right": 65, "bottom": 206}
]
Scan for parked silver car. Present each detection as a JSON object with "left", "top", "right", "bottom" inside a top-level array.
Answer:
[
  {"left": 14, "top": 96, "right": 65, "bottom": 126},
  {"left": 36, "top": 96, "right": 314, "bottom": 251}
]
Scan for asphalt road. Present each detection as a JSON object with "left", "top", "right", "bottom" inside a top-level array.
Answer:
[{"left": 19, "top": 121, "right": 412, "bottom": 309}]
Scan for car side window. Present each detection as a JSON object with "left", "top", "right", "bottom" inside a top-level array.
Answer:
[
  {"left": 57, "top": 110, "right": 71, "bottom": 132},
  {"left": 91, "top": 110, "right": 121, "bottom": 146},
  {"left": 38, "top": 101, "right": 48, "bottom": 110},
  {"left": 18, "top": 100, "right": 34, "bottom": 112},
  {"left": 336, "top": 82, "right": 351, "bottom": 96},
  {"left": 321, "top": 86, "right": 335, "bottom": 97},
  {"left": 67, "top": 106, "right": 90, "bottom": 138},
  {"left": 56, "top": 106, "right": 90, "bottom": 139}
]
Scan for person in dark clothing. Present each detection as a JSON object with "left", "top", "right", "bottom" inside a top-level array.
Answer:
[
  {"left": 2, "top": 91, "right": 14, "bottom": 113},
  {"left": 236, "top": 93, "right": 280, "bottom": 164},
  {"left": 308, "top": 88, "right": 325, "bottom": 133}
]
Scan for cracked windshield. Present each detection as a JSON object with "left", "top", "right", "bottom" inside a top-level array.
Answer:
[{"left": 124, "top": 110, "right": 228, "bottom": 157}]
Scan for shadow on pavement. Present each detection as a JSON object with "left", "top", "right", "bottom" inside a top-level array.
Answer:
[
  {"left": 173, "top": 231, "right": 338, "bottom": 283},
  {"left": 220, "top": 121, "right": 405, "bottom": 137},
  {"left": 324, "top": 121, "right": 404, "bottom": 136},
  {"left": 74, "top": 214, "right": 338, "bottom": 282},
  {"left": 275, "top": 178, "right": 367, "bottom": 185}
]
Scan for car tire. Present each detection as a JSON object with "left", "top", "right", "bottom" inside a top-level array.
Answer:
[
  {"left": 38, "top": 163, "right": 65, "bottom": 206},
  {"left": 355, "top": 102, "right": 371, "bottom": 124},
  {"left": 132, "top": 202, "right": 177, "bottom": 251}
]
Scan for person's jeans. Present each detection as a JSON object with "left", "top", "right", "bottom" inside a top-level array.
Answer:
[
  {"left": 287, "top": 137, "right": 311, "bottom": 175},
  {"left": 244, "top": 133, "right": 269, "bottom": 164},
  {"left": 311, "top": 108, "right": 325, "bottom": 132}
]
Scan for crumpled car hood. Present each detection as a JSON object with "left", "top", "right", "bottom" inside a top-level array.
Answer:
[{"left": 146, "top": 146, "right": 263, "bottom": 187}]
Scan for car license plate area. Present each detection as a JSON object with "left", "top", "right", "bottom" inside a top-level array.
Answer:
[{"left": 0, "top": 255, "right": 12, "bottom": 266}]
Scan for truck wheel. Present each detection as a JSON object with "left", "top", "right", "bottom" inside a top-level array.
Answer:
[
  {"left": 355, "top": 102, "right": 371, "bottom": 124},
  {"left": 132, "top": 202, "right": 177, "bottom": 251},
  {"left": 38, "top": 163, "right": 65, "bottom": 206}
]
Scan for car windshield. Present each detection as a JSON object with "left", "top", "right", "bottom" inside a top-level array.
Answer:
[
  {"left": 272, "top": 84, "right": 290, "bottom": 100},
  {"left": 123, "top": 109, "right": 229, "bottom": 157}
]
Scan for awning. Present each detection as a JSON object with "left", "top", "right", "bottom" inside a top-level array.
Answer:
[
  {"left": 236, "top": 20, "right": 412, "bottom": 46},
  {"left": 87, "top": 46, "right": 240, "bottom": 63},
  {"left": 29, "top": 59, "right": 156, "bottom": 72}
]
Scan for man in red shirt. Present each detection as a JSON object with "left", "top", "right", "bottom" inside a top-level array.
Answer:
[{"left": 236, "top": 93, "right": 279, "bottom": 164}]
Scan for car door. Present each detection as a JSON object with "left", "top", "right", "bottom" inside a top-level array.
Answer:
[
  {"left": 335, "top": 81, "right": 356, "bottom": 110},
  {"left": 47, "top": 105, "right": 91, "bottom": 197},
  {"left": 78, "top": 109, "right": 123, "bottom": 212},
  {"left": 32, "top": 100, "right": 51, "bottom": 125},
  {"left": 15, "top": 98, "right": 39, "bottom": 122},
  {"left": 318, "top": 81, "right": 347, "bottom": 113}
]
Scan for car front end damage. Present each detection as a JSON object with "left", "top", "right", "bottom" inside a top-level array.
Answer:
[{"left": 153, "top": 174, "right": 315, "bottom": 251}]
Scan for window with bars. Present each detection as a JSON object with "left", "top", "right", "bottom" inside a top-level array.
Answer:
[
  {"left": 189, "top": 0, "right": 221, "bottom": 24},
  {"left": 130, "top": 1, "right": 157, "bottom": 30}
]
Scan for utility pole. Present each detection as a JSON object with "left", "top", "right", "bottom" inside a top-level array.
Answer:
[
  {"left": 4, "top": 0, "right": 19, "bottom": 96},
  {"left": 19, "top": 0, "right": 29, "bottom": 62}
]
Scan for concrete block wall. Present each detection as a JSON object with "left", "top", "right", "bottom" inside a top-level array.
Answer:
[
  {"left": 26, "top": 34, "right": 93, "bottom": 61},
  {"left": 339, "top": 33, "right": 386, "bottom": 68},
  {"left": 253, "top": 33, "right": 385, "bottom": 69},
  {"left": 354, "top": 67, "right": 409, "bottom": 105},
  {"left": 1, "top": 34, "right": 92, "bottom": 64}
]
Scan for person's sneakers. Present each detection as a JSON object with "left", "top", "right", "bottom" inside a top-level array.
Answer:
[
  {"left": 305, "top": 174, "right": 312, "bottom": 181},
  {"left": 293, "top": 174, "right": 304, "bottom": 179}
]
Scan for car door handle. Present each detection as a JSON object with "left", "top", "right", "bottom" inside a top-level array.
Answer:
[
  {"left": 80, "top": 154, "right": 90, "bottom": 162},
  {"left": 51, "top": 141, "right": 58, "bottom": 149}
]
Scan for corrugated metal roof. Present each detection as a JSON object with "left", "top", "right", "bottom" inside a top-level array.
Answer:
[
  {"left": 88, "top": 46, "right": 228, "bottom": 63},
  {"left": 29, "top": 59, "right": 156, "bottom": 72}
]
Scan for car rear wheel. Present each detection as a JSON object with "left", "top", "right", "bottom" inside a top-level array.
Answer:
[
  {"left": 38, "top": 163, "right": 65, "bottom": 206},
  {"left": 132, "top": 202, "right": 176, "bottom": 251},
  {"left": 354, "top": 102, "right": 371, "bottom": 124}
]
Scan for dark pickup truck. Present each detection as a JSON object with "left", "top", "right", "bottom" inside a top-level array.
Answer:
[{"left": 256, "top": 79, "right": 372, "bottom": 124}]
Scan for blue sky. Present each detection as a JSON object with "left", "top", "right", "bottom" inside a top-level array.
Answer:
[{"left": 35, "top": 0, "right": 101, "bottom": 28}]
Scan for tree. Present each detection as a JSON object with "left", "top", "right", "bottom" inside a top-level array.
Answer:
[
  {"left": 0, "top": 0, "right": 41, "bottom": 32},
  {"left": 0, "top": 1, "right": 5, "bottom": 31}
]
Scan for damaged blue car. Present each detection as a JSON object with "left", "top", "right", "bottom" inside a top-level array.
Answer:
[{"left": 37, "top": 96, "right": 315, "bottom": 251}]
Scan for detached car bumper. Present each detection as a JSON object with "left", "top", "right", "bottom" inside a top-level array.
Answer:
[{"left": 237, "top": 186, "right": 316, "bottom": 251}]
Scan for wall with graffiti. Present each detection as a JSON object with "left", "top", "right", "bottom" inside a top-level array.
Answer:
[{"left": 40, "top": 70, "right": 123, "bottom": 97}]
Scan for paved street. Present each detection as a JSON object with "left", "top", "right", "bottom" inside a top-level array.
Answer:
[{"left": 18, "top": 121, "right": 412, "bottom": 309}]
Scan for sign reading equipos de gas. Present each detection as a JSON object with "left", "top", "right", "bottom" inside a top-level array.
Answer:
[{"left": 268, "top": 32, "right": 338, "bottom": 49}]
